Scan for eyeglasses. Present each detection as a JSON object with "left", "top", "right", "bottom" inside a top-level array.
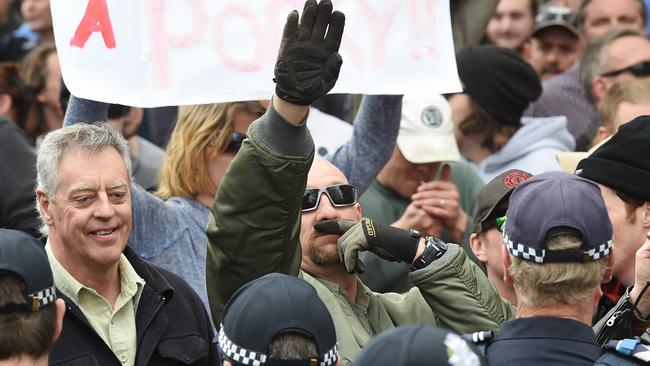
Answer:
[
  {"left": 496, "top": 216, "right": 506, "bottom": 232},
  {"left": 600, "top": 61, "right": 650, "bottom": 78},
  {"left": 301, "top": 184, "right": 357, "bottom": 212},
  {"left": 224, "top": 132, "right": 247, "bottom": 154}
]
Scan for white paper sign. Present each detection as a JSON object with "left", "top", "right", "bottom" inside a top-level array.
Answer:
[{"left": 51, "top": 0, "right": 461, "bottom": 107}]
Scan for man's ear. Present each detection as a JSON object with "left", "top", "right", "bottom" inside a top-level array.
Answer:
[
  {"left": 469, "top": 233, "right": 487, "bottom": 262},
  {"left": 596, "top": 126, "right": 611, "bottom": 143},
  {"left": 591, "top": 76, "right": 609, "bottom": 106},
  {"left": 643, "top": 202, "right": 650, "bottom": 231},
  {"left": 52, "top": 298, "right": 66, "bottom": 342},
  {"left": 354, "top": 202, "right": 362, "bottom": 221},
  {"left": 602, "top": 251, "right": 615, "bottom": 284},
  {"left": 0, "top": 93, "right": 13, "bottom": 116},
  {"left": 501, "top": 245, "right": 514, "bottom": 285},
  {"left": 35, "top": 188, "right": 54, "bottom": 226},
  {"left": 520, "top": 41, "right": 532, "bottom": 63}
]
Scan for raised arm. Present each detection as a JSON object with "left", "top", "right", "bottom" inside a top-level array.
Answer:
[
  {"left": 205, "top": 0, "right": 345, "bottom": 324},
  {"left": 327, "top": 94, "right": 402, "bottom": 195},
  {"left": 63, "top": 95, "right": 108, "bottom": 126}
]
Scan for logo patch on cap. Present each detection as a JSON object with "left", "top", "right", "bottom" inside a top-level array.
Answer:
[
  {"left": 420, "top": 106, "right": 443, "bottom": 128},
  {"left": 503, "top": 171, "right": 531, "bottom": 189}
]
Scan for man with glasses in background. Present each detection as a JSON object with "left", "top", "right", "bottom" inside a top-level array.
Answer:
[
  {"left": 581, "top": 28, "right": 650, "bottom": 118},
  {"left": 206, "top": 1, "right": 515, "bottom": 364},
  {"left": 524, "top": 5, "right": 583, "bottom": 81},
  {"left": 525, "top": 0, "right": 647, "bottom": 151}
]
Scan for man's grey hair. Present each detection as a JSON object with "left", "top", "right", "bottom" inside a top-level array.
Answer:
[
  {"left": 35, "top": 123, "right": 133, "bottom": 235},
  {"left": 580, "top": 28, "right": 646, "bottom": 104}
]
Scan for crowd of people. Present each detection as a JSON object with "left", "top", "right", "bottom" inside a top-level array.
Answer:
[{"left": 3, "top": 0, "right": 650, "bottom": 365}]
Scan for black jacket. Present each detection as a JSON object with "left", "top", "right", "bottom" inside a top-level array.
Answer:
[
  {"left": 486, "top": 316, "right": 602, "bottom": 365},
  {"left": 49, "top": 247, "right": 218, "bottom": 365}
]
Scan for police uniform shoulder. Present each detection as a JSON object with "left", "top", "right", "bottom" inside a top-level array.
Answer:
[{"left": 595, "top": 338, "right": 650, "bottom": 365}]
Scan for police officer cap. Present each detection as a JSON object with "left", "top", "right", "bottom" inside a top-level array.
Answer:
[
  {"left": 218, "top": 273, "right": 338, "bottom": 366},
  {"left": 353, "top": 325, "right": 486, "bottom": 366}
]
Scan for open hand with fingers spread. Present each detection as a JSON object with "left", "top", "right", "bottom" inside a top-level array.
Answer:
[{"left": 274, "top": 0, "right": 345, "bottom": 105}]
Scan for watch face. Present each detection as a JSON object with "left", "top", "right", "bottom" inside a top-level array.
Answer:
[{"left": 412, "top": 237, "right": 448, "bottom": 270}]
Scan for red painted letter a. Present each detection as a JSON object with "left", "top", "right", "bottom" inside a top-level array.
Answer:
[{"left": 70, "top": 0, "right": 116, "bottom": 49}]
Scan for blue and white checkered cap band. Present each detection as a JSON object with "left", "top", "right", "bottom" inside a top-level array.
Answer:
[
  {"left": 29, "top": 285, "right": 57, "bottom": 311},
  {"left": 503, "top": 231, "right": 613, "bottom": 263},
  {"left": 218, "top": 328, "right": 339, "bottom": 366},
  {"left": 322, "top": 344, "right": 338, "bottom": 366},
  {"left": 218, "top": 331, "right": 267, "bottom": 366}
]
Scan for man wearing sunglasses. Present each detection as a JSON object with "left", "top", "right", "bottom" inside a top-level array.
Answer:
[
  {"left": 206, "top": 1, "right": 515, "bottom": 364},
  {"left": 582, "top": 29, "right": 650, "bottom": 116}
]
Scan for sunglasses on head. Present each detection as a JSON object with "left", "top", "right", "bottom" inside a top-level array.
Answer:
[
  {"left": 224, "top": 131, "right": 247, "bottom": 154},
  {"left": 301, "top": 184, "right": 357, "bottom": 212},
  {"left": 600, "top": 61, "right": 650, "bottom": 78},
  {"left": 535, "top": 7, "right": 578, "bottom": 27}
]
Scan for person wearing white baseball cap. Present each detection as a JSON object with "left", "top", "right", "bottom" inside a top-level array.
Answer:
[
  {"left": 396, "top": 94, "right": 461, "bottom": 163},
  {"left": 358, "top": 94, "right": 485, "bottom": 293}
]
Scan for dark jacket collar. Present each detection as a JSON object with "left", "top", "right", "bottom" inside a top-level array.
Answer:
[
  {"left": 497, "top": 316, "right": 598, "bottom": 344},
  {"left": 123, "top": 246, "right": 174, "bottom": 302}
]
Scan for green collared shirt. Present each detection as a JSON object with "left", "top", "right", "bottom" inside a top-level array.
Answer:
[
  {"left": 46, "top": 244, "right": 145, "bottom": 366},
  {"left": 313, "top": 276, "right": 374, "bottom": 347}
]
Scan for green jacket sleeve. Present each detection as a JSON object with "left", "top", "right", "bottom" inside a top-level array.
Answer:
[
  {"left": 409, "top": 244, "right": 516, "bottom": 333},
  {"left": 206, "top": 102, "right": 314, "bottom": 324}
]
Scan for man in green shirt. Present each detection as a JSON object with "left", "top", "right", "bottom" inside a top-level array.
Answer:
[{"left": 359, "top": 95, "right": 484, "bottom": 292}]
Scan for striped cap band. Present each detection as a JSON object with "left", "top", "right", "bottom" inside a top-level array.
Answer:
[{"left": 218, "top": 328, "right": 339, "bottom": 366}]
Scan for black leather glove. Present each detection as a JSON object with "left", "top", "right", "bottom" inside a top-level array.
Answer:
[
  {"left": 274, "top": 0, "right": 345, "bottom": 105},
  {"left": 315, "top": 219, "right": 421, "bottom": 274}
]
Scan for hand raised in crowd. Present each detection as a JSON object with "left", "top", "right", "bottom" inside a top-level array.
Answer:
[
  {"left": 274, "top": 0, "right": 345, "bottom": 106},
  {"left": 411, "top": 164, "right": 468, "bottom": 243},
  {"left": 630, "top": 236, "right": 650, "bottom": 319}
]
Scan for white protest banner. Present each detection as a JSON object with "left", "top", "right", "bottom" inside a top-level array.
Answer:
[{"left": 51, "top": 0, "right": 461, "bottom": 107}]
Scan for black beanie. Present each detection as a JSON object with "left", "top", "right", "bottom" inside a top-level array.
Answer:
[
  {"left": 456, "top": 45, "right": 542, "bottom": 126},
  {"left": 576, "top": 115, "right": 650, "bottom": 201}
]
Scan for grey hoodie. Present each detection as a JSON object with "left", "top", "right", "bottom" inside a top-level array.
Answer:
[{"left": 472, "top": 116, "right": 575, "bottom": 183}]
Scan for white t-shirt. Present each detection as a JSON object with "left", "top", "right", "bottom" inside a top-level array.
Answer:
[{"left": 306, "top": 107, "right": 353, "bottom": 157}]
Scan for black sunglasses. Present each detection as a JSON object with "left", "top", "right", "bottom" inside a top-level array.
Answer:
[
  {"left": 224, "top": 132, "right": 247, "bottom": 154},
  {"left": 600, "top": 61, "right": 650, "bottom": 78},
  {"left": 302, "top": 184, "right": 357, "bottom": 212}
]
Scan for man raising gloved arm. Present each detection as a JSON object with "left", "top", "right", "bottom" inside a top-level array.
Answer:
[
  {"left": 207, "top": 0, "right": 344, "bottom": 321},
  {"left": 207, "top": 1, "right": 514, "bottom": 364}
]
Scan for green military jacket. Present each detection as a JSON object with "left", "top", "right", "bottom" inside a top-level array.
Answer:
[
  {"left": 206, "top": 103, "right": 515, "bottom": 364},
  {"left": 358, "top": 164, "right": 484, "bottom": 293}
]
